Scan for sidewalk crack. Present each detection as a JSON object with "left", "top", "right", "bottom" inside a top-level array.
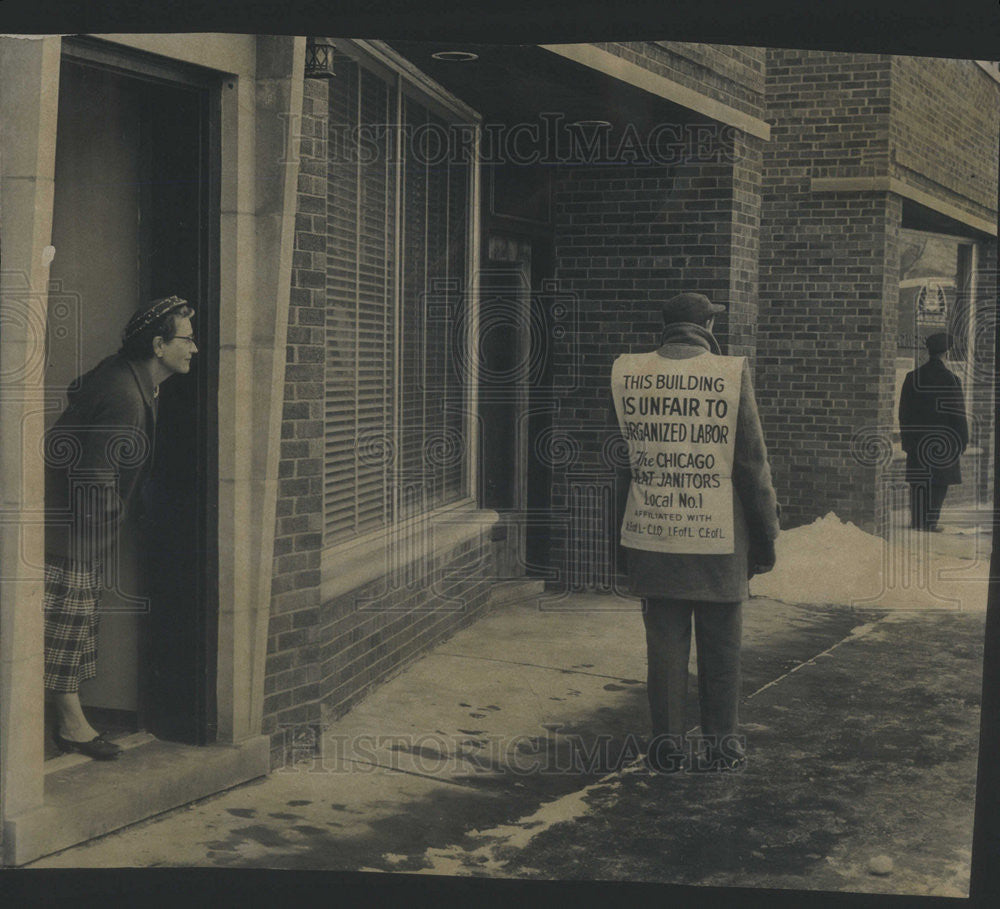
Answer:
[{"left": 746, "top": 620, "right": 884, "bottom": 701}]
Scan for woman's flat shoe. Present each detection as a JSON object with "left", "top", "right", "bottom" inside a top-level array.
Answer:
[{"left": 54, "top": 731, "right": 122, "bottom": 760}]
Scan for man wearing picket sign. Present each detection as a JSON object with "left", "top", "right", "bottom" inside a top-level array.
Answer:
[{"left": 610, "top": 292, "right": 780, "bottom": 773}]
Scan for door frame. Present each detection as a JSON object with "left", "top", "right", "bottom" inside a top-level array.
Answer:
[
  {"left": 58, "top": 36, "right": 222, "bottom": 744},
  {"left": 481, "top": 161, "right": 557, "bottom": 577}
]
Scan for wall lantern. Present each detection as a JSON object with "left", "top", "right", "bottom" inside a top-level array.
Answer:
[{"left": 305, "top": 37, "right": 336, "bottom": 78}]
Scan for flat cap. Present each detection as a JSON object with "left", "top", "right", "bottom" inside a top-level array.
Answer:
[{"left": 661, "top": 292, "right": 726, "bottom": 326}]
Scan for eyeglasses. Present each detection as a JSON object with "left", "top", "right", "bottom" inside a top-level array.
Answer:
[{"left": 172, "top": 334, "right": 198, "bottom": 347}]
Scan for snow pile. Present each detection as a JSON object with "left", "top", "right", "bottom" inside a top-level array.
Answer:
[{"left": 750, "top": 512, "right": 986, "bottom": 610}]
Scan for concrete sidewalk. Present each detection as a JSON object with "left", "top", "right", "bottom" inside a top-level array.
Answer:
[{"left": 28, "top": 581, "right": 985, "bottom": 898}]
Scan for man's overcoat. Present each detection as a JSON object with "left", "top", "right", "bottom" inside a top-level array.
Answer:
[{"left": 898, "top": 357, "right": 968, "bottom": 486}]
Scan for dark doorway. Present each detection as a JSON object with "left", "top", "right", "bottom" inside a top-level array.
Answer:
[
  {"left": 480, "top": 163, "right": 556, "bottom": 578},
  {"left": 138, "top": 75, "right": 220, "bottom": 746},
  {"left": 50, "top": 39, "right": 220, "bottom": 746}
]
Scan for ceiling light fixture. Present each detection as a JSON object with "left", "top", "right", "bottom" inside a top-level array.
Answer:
[{"left": 431, "top": 50, "right": 480, "bottom": 62}]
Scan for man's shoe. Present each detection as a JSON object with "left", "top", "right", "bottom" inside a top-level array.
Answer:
[
  {"left": 714, "top": 752, "right": 747, "bottom": 772},
  {"left": 54, "top": 730, "right": 122, "bottom": 760},
  {"left": 691, "top": 747, "right": 747, "bottom": 773},
  {"left": 646, "top": 737, "right": 687, "bottom": 774}
]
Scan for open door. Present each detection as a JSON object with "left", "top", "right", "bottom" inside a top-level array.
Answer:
[{"left": 48, "top": 39, "right": 219, "bottom": 746}]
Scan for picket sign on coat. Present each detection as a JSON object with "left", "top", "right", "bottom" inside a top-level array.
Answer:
[{"left": 610, "top": 323, "right": 780, "bottom": 603}]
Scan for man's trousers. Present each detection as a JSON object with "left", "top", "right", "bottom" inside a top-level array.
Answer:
[
  {"left": 909, "top": 482, "right": 949, "bottom": 530},
  {"left": 642, "top": 598, "right": 742, "bottom": 747}
]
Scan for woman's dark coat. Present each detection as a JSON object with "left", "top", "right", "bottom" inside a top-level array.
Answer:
[
  {"left": 44, "top": 354, "right": 158, "bottom": 562},
  {"left": 898, "top": 356, "right": 969, "bottom": 486}
]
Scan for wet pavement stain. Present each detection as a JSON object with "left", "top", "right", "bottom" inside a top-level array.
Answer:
[
  {"left": 225, "top": 808, "right": 257, "bottom": 819},
  {"left": 330, "top": 803, "right": 364, "bottom": 814},
  {"left": 268, "top": 813, "right": 301, "bottom": 820},
  {"left": 203, "top": 840, "right": 241, "bottom": 852},
  {"left": 286, "top": 800, "right": 311, "bottom": 807}
]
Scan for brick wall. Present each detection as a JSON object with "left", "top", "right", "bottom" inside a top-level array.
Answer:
[
  {"left": 264, "top": 77, "right": 329, "bottom": 765},
  {"left": 603, "top": 42, "right": 766, "bottom": 119},
  {"left": 890, "top": 57, "right": 999, "bottom": 222},
  {"left": 546, "top": 127, "right": 761, "bottom": 586},
  {"left": 769, "top": 50, "right": 893, "bottom": 180}
]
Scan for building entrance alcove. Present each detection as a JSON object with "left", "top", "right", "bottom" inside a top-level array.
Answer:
[{"left": 47, "top": 37, "right": 221, "bottom": 749}]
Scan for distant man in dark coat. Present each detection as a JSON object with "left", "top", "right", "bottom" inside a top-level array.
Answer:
[
  {"left": 898, "top": 332, "right": 969, "bottom": 532},
  {"left": 44, "top": 295, "right": 197, "bottom": 760},
  {"left": 610, "top": 292, "right": 780, "bottom": 773}
]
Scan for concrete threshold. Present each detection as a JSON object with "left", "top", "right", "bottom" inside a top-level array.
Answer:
[{"left": 7, "top": 733, "right": 270, "bottom": 866}]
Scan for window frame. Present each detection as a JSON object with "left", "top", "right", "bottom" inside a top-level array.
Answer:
[{"left": 320, "top": 39, "right": 484, "bottom": 590}]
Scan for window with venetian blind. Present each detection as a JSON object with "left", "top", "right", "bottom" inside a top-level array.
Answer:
[{"left": 324, "top": 53, "right": 475, "bottom": 545}]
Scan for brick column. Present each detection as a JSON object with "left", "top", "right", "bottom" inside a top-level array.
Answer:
[
  {"left": 264, "top": 76, "right": 328, "bottom": 763},
  {"left": 757, "top": 49, "right": 895, "bottom": 533}
]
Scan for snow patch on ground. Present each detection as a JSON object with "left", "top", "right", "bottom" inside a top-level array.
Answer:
[
  {"left": 380, "top": 774, "right": 639, "bottom": 876},
  {"left": 749, "top": 512, "right": 988, "bottom": 611}
]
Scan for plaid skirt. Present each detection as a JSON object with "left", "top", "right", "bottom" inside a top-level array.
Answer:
[{"left": 43, "top": 558, "right": 103, "bottom": 693}]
